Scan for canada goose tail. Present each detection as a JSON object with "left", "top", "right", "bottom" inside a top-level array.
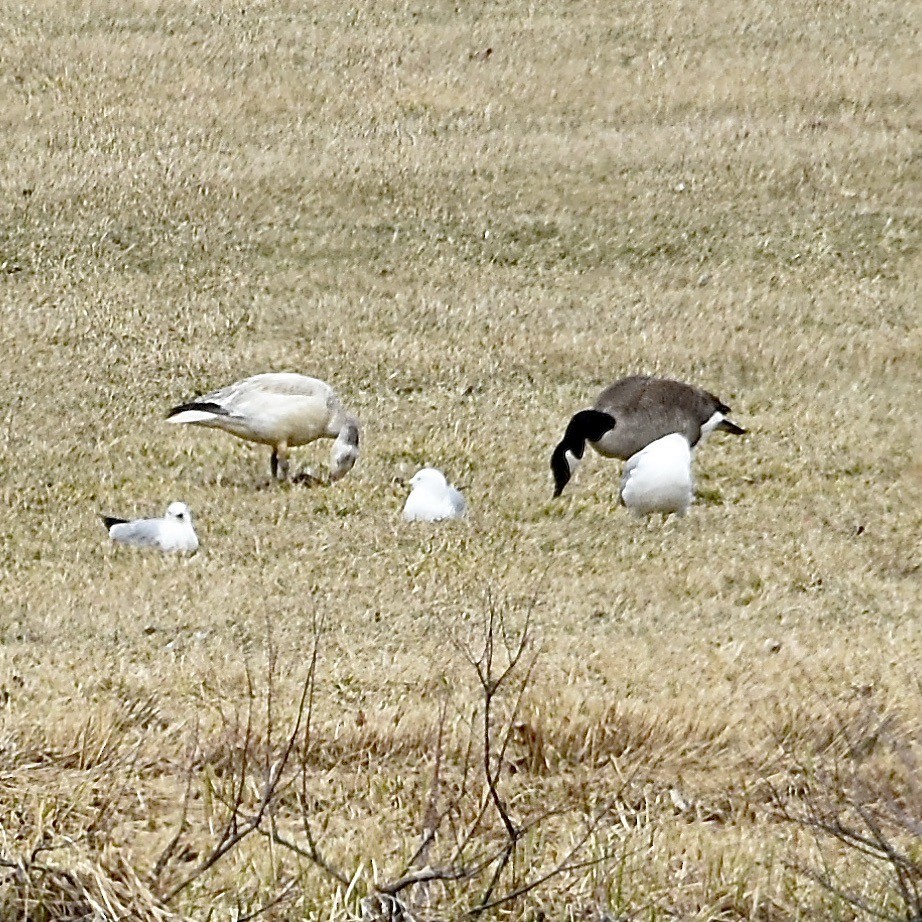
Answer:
[
  {"left": 166, "top": 401, "right": 228, "bottom": 425},
  {"left": 717, "top": 418, "right": 746, "bottom": 436},
  {"left": 101, "top": 515, "right": 128, "bottom": 531},
  {"left": 700, "top": 410, "right": 746, "bottom": 441}
]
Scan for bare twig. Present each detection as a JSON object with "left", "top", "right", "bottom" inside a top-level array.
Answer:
[
  {"left": 263, "top": 815, "right": 350, "bottom": 888},
  {"left": 149, "top": 725, "right": 199, "bottom": 883},
  {"left": 470, "top": 851, "right": 617, "bottom": 915},
  {"left": 235, "top": 876, "right": 297, "bottom": 922},
  {"left": 769, "top": 694, "right": 922, "bottom": 922},
  {"left": 403, "top": 694, "right": 448, "bottom": 875},
  {"left": 159, "top": 620, "right": 323, "bottom": 903},
  {"left": 378, "top": 865, "right": 471, "bottom": 896}
]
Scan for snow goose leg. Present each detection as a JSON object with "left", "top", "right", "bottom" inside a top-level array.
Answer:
[{"left": 270, "top": 442, "right": 290, "bottom": 481}]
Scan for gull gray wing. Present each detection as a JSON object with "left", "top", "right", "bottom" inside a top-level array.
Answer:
[
  {"left": 108, "top": 518, "right": 167, "bottom": 549},
  {"left": 448, "top": 485, "right": 467, "bottom": 516},
  {"left": 619, "top": 450, "right": 644, "bottom": 501}
]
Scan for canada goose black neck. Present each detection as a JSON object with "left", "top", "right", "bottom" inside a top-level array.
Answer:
[{"left": 551, "top": 409, "right": 616, "bottom": 497}]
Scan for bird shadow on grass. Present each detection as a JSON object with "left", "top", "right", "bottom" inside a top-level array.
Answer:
[
  {"left": 289, "top": 469, "right": 329, "bottom": 488},
  {"left": 205, "top": 470, "right": 329, "bottom": 491},
  {"left": 694, "top": 485, "right": 725, "bottom": 506}
]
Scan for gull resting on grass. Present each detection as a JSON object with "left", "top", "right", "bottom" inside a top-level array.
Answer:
[
  {"left": 101, "top": 502, "right": 199, "bottom": 552},
  {"left": 402, "top": 468, "right": 467, "bottom": 522}
]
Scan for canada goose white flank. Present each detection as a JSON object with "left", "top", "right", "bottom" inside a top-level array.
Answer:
[
  {"left": 101, "top": 502, "right": 199, "bottom": 552},
  {"left": 620, "top": 433, "right": 694, "bottom": 517},
  {"left": 167, "top": 373, "right": 360, "bottom": 482},
  {"left": 402, "top": 468, "right": 467, "bottom": 522},
  {"left": 551, "top": 375, "right": 745, "bottom": 496}
]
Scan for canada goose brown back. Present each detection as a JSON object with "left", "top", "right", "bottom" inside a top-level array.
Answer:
[
  {"left": 552, "top": 375, "right": 745, "bottom": 497},
  {"left": 592, "top": 376, "right": 742, "bottom": 459}
]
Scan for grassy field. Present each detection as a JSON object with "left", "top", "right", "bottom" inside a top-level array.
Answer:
[{"left": 0, "top": 0, "right": 919, "bottom": 918}]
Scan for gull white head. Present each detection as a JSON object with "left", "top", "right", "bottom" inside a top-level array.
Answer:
[
  {"left": 166, "top": 501, "right": 193, "bottom": 522},
  {"left": 403, "top": 467, "right": 466, "bottom": 522},
  {"left": 409, "top": 467, "right": 448, "bottom": 491}
]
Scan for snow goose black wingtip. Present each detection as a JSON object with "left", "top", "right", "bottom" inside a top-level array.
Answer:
[{"left": 166, "top": 401, "right": 229, "bottom": 424}]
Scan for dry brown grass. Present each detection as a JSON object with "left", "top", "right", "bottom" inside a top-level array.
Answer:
[{"left": 0, "top": 0, "right": 919, "bottom": 918}]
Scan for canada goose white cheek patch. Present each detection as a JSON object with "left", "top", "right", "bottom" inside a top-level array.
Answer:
[{"left": 699, "top": 411, "right": 725, "bottom": 440}]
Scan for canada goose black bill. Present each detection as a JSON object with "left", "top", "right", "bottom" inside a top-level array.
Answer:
[
  {"left": 551, "top": 375, "right": 745, "bottom": 497},
  {"left": 167, "top": 373, "right": 360, "bottom": 482}
]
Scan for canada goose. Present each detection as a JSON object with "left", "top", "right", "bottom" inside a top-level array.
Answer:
[
  {"left": 620, "top": 433, "right": 693, "bottom": 517},
  {"left": 167, "top": 373, "right": 360, "bottom": 482},
  {"left": 101, "top": 502, "right": 199, "bottom": 552},
  {"left": 551, "top": 375, "right": 745, "bottom": 497},
  {"left": 402, "top": 468, "right": 467, "bottom": 522}
]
